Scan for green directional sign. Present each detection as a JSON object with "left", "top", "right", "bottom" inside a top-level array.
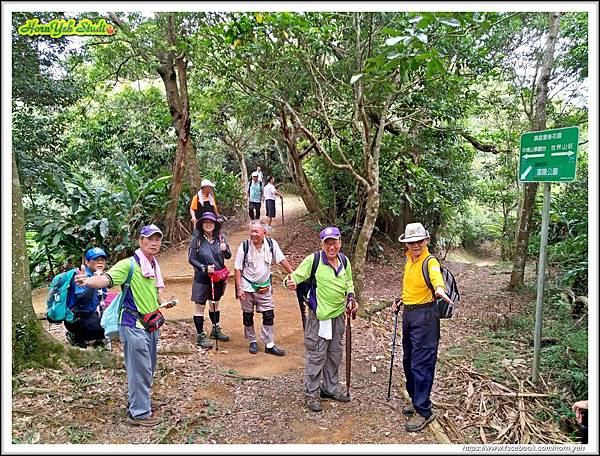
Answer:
[{"left": 519, "top": 126, "right": 579, "bottom": 182}]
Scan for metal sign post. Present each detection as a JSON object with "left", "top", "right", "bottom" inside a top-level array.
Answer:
[
  {"left": 532, "top": 183, "right": 551, "bottom": 384},
  {"left": 519, "top": 126, "right": 579, "bottom": 384}
]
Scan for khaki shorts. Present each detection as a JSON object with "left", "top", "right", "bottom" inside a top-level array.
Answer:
[{"left": 240, "top": 287, "right": 274, "bottom": 312}]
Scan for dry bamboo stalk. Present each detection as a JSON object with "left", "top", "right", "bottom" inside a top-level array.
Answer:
[{"left": 489, "top": 392, "right": 549, "bottom": 398}]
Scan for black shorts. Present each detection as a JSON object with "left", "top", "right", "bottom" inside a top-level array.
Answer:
[
  {"left": 266, "top": 199, "right": 276, "bottom": 218},
  {"left": 192, "top": 281, "right": 227, "bottom": 303}
]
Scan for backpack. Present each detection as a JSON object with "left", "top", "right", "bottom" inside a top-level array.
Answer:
[
  {"left": 241, "top": 237, "right": 274, "bottom": 268},
  {"left": 422, "top": 255, "right": 460, "bottom": 319},
  {"left": 248, "top": 180, "right": 263, "bottom": 196},
  {"left": 46, "top": 268, "right": 78, "bottom": 324},
  {"left": 101, "top": 258, "right": 135, "bottom": 339},
  {"left": 296, "top": 251, "right": 348, "bottom": 330}
]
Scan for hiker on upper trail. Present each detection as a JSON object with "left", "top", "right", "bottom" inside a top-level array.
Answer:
[
  {"left": 234, "top": 219, "right": 294, "bottom": 356},
  {"left": 255, "top": 165, "right": 264, "bottom": 185},
  {"left": 190, "top": 179, "right": 220, "bottom": 229},
  {"left": 188, "top": 211, "right": 232, "bottom": 349},
  {"left": 391, "top": 222, "right": 454, "bottom": 433},
  {"left": 64, "top": 247, "right": 108, "bottom": 348},
  {"left": 285, "top": 226, "right": 358, "bottom": 413},
  {"left": 247, "top": 172, "right": 263, "bottom": 220},
  {"left": 75, "top": 224, "right": 176, "bottom": 428},
  {"left": 264, "top": 175, "right": 283, "bottom": 232}
]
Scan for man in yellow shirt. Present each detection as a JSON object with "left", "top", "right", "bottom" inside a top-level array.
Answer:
[{"left": 392, "top": 222, "right": 453, "bottom": 432}]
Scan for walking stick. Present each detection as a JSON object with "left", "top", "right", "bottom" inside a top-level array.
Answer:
[
  {"left": 345, "top": 311, "right": 352, "bottom": 398},
  {"left": 387, "top": 309, "right": 399, "bottom": 400},
  {"left": 209, "top": 275, "right": 218, "bottom": 351},
  {"left": 280, "top": 196, "right": 284, "bottom": 226},
  {"left": 299, "top": 300, "right": 307, "bottom": 332}
]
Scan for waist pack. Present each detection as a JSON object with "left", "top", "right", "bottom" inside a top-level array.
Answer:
[
  {"left": 124, "top": 308, "right": 165, "bottom": 332},
  {"left": 210, "top": 266, "right": 230, "bottom": 283},
  {"left": 250, "top": 278, "right": 271, "bottom": 294}
]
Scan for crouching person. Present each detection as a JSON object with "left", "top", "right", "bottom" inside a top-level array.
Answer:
[
  {"left": 285, "top": 227, "right": 358, "bottom": 412},
  {"left": 65, "top": 247, "right": 108, "bottom": 348},
  {"left": 75, "top": 224, "right": 175, "bottom": 428}
]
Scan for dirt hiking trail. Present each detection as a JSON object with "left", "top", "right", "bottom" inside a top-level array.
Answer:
[{"left": 24, "top": 194, "right": 454, "bottom": 445}]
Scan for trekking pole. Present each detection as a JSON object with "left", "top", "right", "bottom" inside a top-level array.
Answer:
[
  {"left": 209, "top": 276, "right": 218, "bottom": 351},
  {"left": 345, "top": 311, "right": 352, "bottom": 398},
  {"left": 280, "top": 196, "right": 284, "bottom": 226},
  {"left": 387, "top": 302, "right": 401, "bottom": 400}
]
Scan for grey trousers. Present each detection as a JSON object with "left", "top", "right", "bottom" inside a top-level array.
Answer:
[
  {"left": 303, "top": 309, "right": 346, "bottom": 397},
  {"left": 119, "top": 325, "right": 160, "bottom": 419}
]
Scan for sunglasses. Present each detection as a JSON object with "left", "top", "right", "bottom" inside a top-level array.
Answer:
[{"left": 406, "top": 240, "right": 424, "bottom": 246}]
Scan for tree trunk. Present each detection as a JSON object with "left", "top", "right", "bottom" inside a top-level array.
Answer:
[
  {"left": 288, "top": 149, "right": 321, "bottom": 214},
  {"left": 352, "top": 185, "right": 380, "bottom": 299},
  {"left": 232, "top": 144, "right": 249, "bottom": 220},
  {"left": 279, "top": 108, "right": 322, "bottom": 214},
  {"left": 185, "top": 141, "right": 201, "bottom": 193},
  {"left": 509, "top": 12, "right": 560, "bottom": 289},
  {"left": 12, "top": 152, "right": 37, "bottom": 331},
  {"left": 162, "top": 15, "right": 194, "bottom": 240}
]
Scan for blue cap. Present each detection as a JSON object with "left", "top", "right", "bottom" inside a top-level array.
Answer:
[
  {"left": 85, "top": 247, "right": 107, "bottom": 261},
  {"left": 319, "top": 226, "right": 341, "bottom": 241},
  {"left": 140, "top": 224, "right": 163, "bottom": 238}
]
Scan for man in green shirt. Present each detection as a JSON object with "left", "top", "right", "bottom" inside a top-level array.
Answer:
[
  {"left": 75, "top": 224, "right": 175, "bottom": 428},
  {"left": 286, "top": 227, "right": 358, "bottom": 412}
]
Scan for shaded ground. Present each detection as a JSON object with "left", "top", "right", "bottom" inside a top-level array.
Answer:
[{"left": 17, "top": 194, "right": 575, "bottom": 446}]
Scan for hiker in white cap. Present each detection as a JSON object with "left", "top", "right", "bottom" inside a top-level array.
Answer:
[
  {"left": 391, "top": 222, "right": 453, "bottom": 432},
  {"left": 190, "top": 178, "right": 221, "bottom": 228}
]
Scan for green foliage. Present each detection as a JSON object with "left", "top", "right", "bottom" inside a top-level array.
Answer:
[
  {"left": 60, "top": 85, "right": 174, "bottom": 178},
  {"left": 65, "top": 426, "right": 93, "bottom": 444},
  {"left": 12, "top": 12, "right": 83, "bottom": 105},
  {"left": 528, "top": 151, "right": 588, "bottom": 294},
  {"left": 12, "top": 424, "right": 40, "bottom": 444},
  {"left": 26, "top": 161, "right": 171, "bottom": 283},
  {"left": 478, "top": 293, "right": 587, "bottom": 402}
]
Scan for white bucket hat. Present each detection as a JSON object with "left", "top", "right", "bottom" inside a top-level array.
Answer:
[
  {"left": 398, "top": 222, "right": 430, "bottom": 243},
  {"left": 200, "top": 178, "right": 215, "bottom": 188}
]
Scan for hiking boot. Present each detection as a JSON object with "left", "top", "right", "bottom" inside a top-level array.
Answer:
[
  {"left": 265, "top": 345, "right": 285, "bottom": 356},
  {"left": 320, "top": 389, "right": 351, "bottom": 402},
  {"left": 305, "top": 396, "right": 322, "bottom": 412},
  {"left": 127, "top": 413, "right": 160, "bottom": 428},
  {"left": 196, "top": 331, "right": 213, "bottom": 349},
  {"left": 248, "top": 342, "right": 259, "bottom": 354},
  {"left": 402, "top": 403, "right": 416, "bottom": 416},
  {"left": 210, "top": 326, "right": 230, "bottom": 342},
  {"left": 404, "top": 412, "right": 436, "bottom": 432}
]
